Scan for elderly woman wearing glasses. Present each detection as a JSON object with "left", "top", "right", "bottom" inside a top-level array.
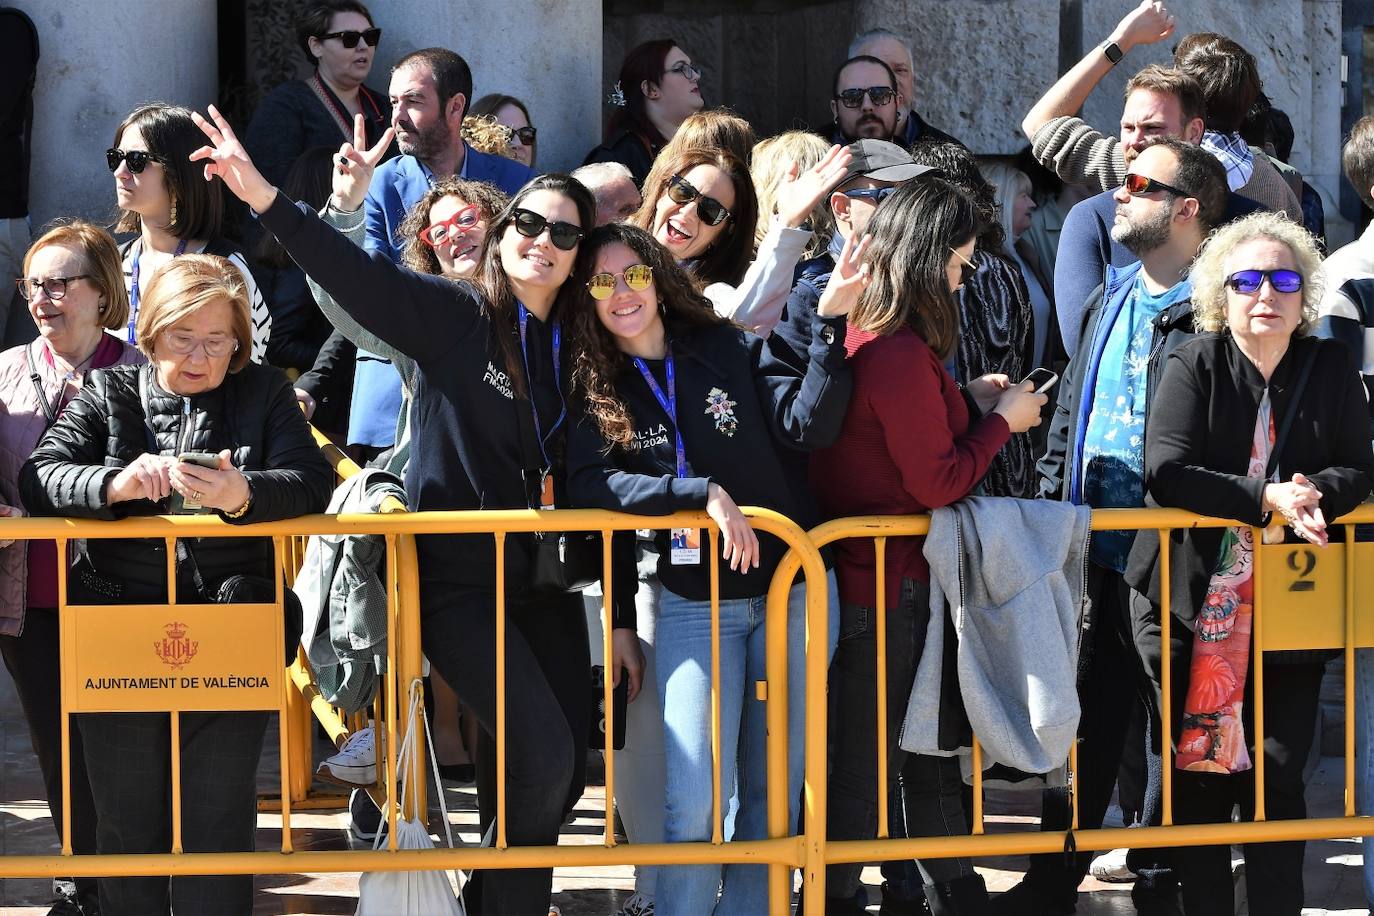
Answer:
[
  {"left": 19, "top": 254, "right": 331, "bottom": 916},
  {"left": 244, "top": 0, "right": 393, "bottom": 189},
  {"left": 1125, "top": 211, "right": 1374, "bottom": 915},
  {"left": 0, "top": 221, "right": 144, "bottom": 916}
]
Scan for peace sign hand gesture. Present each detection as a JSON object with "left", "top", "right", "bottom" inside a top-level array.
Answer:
[
  {"left": 816, "top": 231, "right": 872, "bottom": 318},
  {"left": 775, "top": 144, "right": 853, "bottom": 229},
  {"left": 331, "top": 114, "right": 396, "bottom": 213},
  {"left": 189, "top": 105, "right": 278, "bottom": 214}
]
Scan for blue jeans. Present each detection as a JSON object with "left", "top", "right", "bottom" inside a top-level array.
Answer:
[
  {"left": 655, "top": 573, "right": 838, "bottom": 916},
  {"left": 1358, "top": 648, "right": 1374, "bottom": 906}
]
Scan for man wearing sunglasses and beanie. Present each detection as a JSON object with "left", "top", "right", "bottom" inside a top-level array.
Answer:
[{"left": 995, "top": 137, "right": 1227, "bottom": 916}]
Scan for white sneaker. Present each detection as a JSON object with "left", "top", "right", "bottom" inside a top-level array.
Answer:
[
  {"left": 615, "top": 893, "right": 654, "bottom": 916},
  {"left": 317, "top": 724, "right": 378, "bottom": 787},
  {"left": 1088, "top": 846, "right": 1135, "bottom": 882}
]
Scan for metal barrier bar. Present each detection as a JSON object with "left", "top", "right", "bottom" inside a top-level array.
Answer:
[
  {"left": 1252, "top": 524, "right": 1267, "bottom": 822},
  {"left": 1347, "top": 523, "right": 1358, "bottom": 818},
  {"left": 495, "top": 531, "right": 508, "bottom": 849},
  {"left": 874, "top": 537, "right": 889, "bottom": 839},
  {"left": 601, "top": 529, "right": 617, "bottom": 848},
  {"left": 709, "top": 526, "right": 724, "bottom": 847},
  {"left": 1160, "top": 530, "right": 1174, "bottom": 826}
]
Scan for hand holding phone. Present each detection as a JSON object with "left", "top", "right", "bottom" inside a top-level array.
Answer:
[
  {"left": 1020, "top": 368, "right": 1059, "bottom": 394},
  {"left": 170, "top": 451, "right": 232, "bottom": 514}
]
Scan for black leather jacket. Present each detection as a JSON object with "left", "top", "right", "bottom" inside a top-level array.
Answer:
[{"left": 20, "top": 362, "right": 333, "bottom": 602}]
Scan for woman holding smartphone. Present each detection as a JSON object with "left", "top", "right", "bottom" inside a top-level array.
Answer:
[
  {"left": 189, "top": 106, "right": 640, "bottom": 916},
  {"left": 808, "top": 178, "right": 1045, "bottom": 915},
  {"left": 566, "top": 221, "right": 860, "bottom": 915}
]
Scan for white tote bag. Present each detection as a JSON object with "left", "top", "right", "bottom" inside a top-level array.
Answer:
[{"left": 356, "top": 680, "right": 466, "bottom": 916}]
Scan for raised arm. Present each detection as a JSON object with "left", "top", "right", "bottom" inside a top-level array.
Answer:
[
  {"left": 1021, "top": 0, "right": 1177, "bottom": 140},
  {"left": 191, "top": 106, "right": 479, "bottom": 365}
]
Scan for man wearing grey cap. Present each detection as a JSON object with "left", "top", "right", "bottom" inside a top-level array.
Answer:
[{"left": 767, "top": 139, "right": 933, "bottom": 372}]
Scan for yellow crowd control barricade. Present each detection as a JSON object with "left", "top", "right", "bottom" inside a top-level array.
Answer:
[
  {"left": 0, "top": 502, "right": 831, "bottom": 916},
  {"left": 787, "top": 504, "right": 1374, "bottom": 915}
]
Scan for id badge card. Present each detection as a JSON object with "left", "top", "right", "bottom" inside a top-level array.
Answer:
[
  {"left": 669, "top": 527, "right": 701, "bottom": 565},
  {"left": 538, "top": 472, "right": 556, "bottom": 510}
]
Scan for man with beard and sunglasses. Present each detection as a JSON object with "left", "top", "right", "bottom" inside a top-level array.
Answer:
[
  {"left": 994, "top": 137, "right": 1227, "bottom": 916},
  {"left": 821, "top": 56, "right": 904, "bottom": 145},
  {"left": 338, "top": 47, "right": 532, "bottom": 465}
]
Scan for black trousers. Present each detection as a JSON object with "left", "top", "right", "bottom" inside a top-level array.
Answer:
[
  {"left": 0, "top": 607, "right": 100, "bottom": 903},
  {"left": 1132, "top": 588, "right": 1324, "bottom": 916},
  {"left": 420, "top": 584, "right": 590, "bottom": 916},
  {"left": 1023, "top": 564, "right": 1156, "bottom": 903},
  {"left": 78, "top": 710, "right": 269, "bottom": 916},
  {"left": 825, "top": 578, "right": 975, "bottom": 897}
]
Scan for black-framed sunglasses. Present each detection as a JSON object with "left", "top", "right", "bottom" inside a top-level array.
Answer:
[
  {"left": 511, "top": 208, "right": 585, "bottom": 251},
  {"left": 664, "top": 61, "right": 702, "bottom": 81},
  {"left": 16, "top": 275, "right": 93, "bottom": 302},
  {"left": 510, "top": 126, "right": 537, "bottom": 145},
  {"left": 106, "top": 148, "right": 165, "bottom": 174},
  {"left": 834, "top": 86, "right": 896, "bottom": 109},
  {"left": 319, "top": 27, "right": 381, "bottom": 48},
  {"left": 1226, "top": 268, "right": 1304, "bottom": 294},
  {"left": 666, "top": 175, "right": 731, "bottom": 226},
  {"left": 1122, "top": 172, "right": 1192, "bottom": 198},
  {"left": 844, "top": 186, "right": 897, "bottom": 205}
]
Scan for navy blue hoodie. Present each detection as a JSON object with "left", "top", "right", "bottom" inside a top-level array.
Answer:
[
  {"left": 258, "top": 194, "right": 634, "bottom": 624},
  {"left": 568, "top": 316, "right": 850, "bottom": 601}
]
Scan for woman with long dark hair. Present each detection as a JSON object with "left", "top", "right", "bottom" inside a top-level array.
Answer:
[
  {"left": 809, "top": 178, "right": 1045, "bottom": 915},
  {"left": 190, "top": 105, "right": 642, "bottom": 916},
  {"left": 567, "top": 221, "right": 855, "bottom": 915},
  {"left": 583, "top": 39, "right": 705, "bottom": 185}
]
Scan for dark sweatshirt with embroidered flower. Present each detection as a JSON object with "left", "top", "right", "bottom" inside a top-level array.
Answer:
[{"left": 568, "top": 317, "right": 850, "bottom": 601}]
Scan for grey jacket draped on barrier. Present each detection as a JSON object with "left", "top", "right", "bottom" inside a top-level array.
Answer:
[{"left": 901, "top": 496, "right": 1091, "bottom": 776}]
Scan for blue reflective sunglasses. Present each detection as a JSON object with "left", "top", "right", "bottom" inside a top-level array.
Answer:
[
  {"left": 1226, "top": 269, "right": 1304, "bottom": 294},
  {"left": 844, "top": 186, "right": 897, "bottom": 204}
]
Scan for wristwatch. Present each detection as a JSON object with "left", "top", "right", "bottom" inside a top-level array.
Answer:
[{"left": 1101, "top": 41, "right": 1124, "bottom": 65}]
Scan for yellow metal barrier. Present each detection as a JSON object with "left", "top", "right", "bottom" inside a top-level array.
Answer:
[
  {"left": 786, "top": 504, "right": 1374, "bottom": 913},
  {"left": 2, "top": 501, "right": 1374, "bottom": 915}
]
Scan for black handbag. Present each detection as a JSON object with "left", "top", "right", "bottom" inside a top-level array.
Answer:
[
  {"left": 512, "top": 390, "right": 600, "bottom": 593},
  {"left": 178, "top": 539, "right": 303, "bottom": 665}
]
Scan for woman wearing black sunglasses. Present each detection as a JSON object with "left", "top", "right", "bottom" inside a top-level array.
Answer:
[
  {"left": 243, "top": 0, "right": 394, "bottom": 189},
  {"left": 110, "top": 102, "right": 273, "bottom": 366},
  {"left": 191, "top": 105, "right": 643, "bottom": 916},
  {"left": 1125, "top": 212, "right": 1374, "bottom": 915},
  {"left": 471, "top": 94, "right": 537, "bottom": 169}
]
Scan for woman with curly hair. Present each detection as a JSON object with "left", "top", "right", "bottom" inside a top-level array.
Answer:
[
  {"left": 566, "top": 222, "right": 855, "bottom": 916},
  {"left": 1125, "top": 211, "right": 1374, "bottom": 915}
]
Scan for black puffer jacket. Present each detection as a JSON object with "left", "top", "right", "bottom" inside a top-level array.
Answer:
[{"left": 19, "top": 362, "right": 333, "bottom": 602}]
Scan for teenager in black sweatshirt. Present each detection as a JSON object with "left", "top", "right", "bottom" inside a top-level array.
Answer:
[
  {"left": 565, "top": 222, "right": 862, "bottom": 915},
  {"left": 191, "top": 106, "right": 641, "bottom": 916}
]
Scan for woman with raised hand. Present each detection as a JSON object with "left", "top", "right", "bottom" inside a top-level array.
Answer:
[
  {"left": 110, "top": 102, "right": 272, "bottom": 363},
  {"left": 566, "top": 221, "right": 857, "bottom": 916},
  {"left": 189, "top": 104, "right": 640, "bottom": 916},
  {"left": 632, "top": 143, "right": 848, "bottom": 335},
  {"left": 809, "top": 178, "right": 1046, "bottom": 915}
]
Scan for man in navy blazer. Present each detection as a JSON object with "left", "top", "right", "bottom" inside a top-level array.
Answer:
[{"left": 345, "top": 47, "right": 534, "bottom": 462}]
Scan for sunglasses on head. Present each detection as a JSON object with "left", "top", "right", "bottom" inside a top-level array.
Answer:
[
  {"left": 106, "top": 148, "right": 165, "bottom": 174},
  {"left": 949, "top": 246, "right": 977, "bottom": 287},
  {"left": 666, "top": 175, "right": 731, "bottom": 226},
  {"left": 1226, "top": 268, "right": 1304, "bottom": 295},
  {"left": 586, "top": 264, "right": 654, "bottom": 300},
  {"left": 511, "top": 208, "right": 584, "bottom": 251},
  {"left": 1122, "top": 172, "right": 1191, "bottom": 198},
  {"left": 834, "top": 86, "right": 896, "bottom": 109},
  {"left": 319, "top": 27, "right": 381, "bottom": 48},
  {"left": 510, "top": 126, "right": 537, "bottom": 146},
  {"left": 418, "top": 204, "right": 482, "bottom": 247}
]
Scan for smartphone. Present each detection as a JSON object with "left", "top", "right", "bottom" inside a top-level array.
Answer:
[
  {"left": 1021, "top": 368, "right": 1059, "bottom": 394},
  {"left": 171, "top": 452, "right": 220, "bottom": 514}
]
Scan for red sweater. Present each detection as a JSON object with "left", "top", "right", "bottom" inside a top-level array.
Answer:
[{"left": 810, "top": 325, "right": 1010, "bottom": 607}]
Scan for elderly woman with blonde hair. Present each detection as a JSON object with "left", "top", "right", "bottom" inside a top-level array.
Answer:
[
  {"left": 1125, "top": 211, "right": 1374, "bottom": 915},
  {"left": 20, "top": 254, "right": 332, "bottom": 916}
]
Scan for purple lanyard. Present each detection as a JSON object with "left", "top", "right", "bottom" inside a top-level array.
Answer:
[
  {"left": 515, "top": 302, "right": 565, "bottom": 469},
  {"left": 632, "top": 347, "right": 690, "bottom": 478},
  {"left": 128, "top": 238, "right": 188, "bottom": 344}
]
